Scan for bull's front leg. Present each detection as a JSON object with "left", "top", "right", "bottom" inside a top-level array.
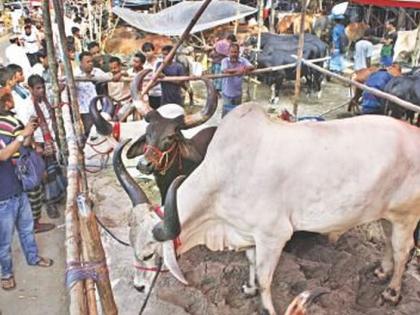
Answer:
[
  {"left": 374, "top": 220, "right": 394, "bottom": 280},
  {"left": 255, "top": 228, "right": 293, "bottom": 315},
  {"left": 242, "top": 248, "right": 258, "bottom": 297},
  {"left": 381, "top": 220, "right": 417, "bottom": 304}
]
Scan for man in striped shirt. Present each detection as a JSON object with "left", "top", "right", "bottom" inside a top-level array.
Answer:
[{"left": 0, "top": 87, "right": 53, "bottom": 291}]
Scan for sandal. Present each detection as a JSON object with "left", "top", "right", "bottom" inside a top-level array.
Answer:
[
  {"left": 35, "top": 257, "right": 54, "bottom": 267},
  {"left": 1, "top": 276, "right": 16, "bottom": 290}
]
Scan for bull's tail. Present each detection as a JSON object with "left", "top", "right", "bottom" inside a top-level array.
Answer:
[{"left": 284, "top": 287, "right": 330, "bottom": 315}]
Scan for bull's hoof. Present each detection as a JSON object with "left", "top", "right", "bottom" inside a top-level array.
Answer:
[
  {"left": 241, "top": 283, "right": 258, "bottom": 298},
  {"left": 381, "top": 287, "right": 402, "bottom": 305},
  {"left": 373, "top": 266, "right": 389, "bottom": 281}
]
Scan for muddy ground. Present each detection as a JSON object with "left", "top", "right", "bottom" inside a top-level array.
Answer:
[{"left": 91, "top": 80, "right": 420, "bottom": 315}]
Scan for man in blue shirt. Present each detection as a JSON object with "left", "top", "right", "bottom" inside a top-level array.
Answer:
[
  {"left": 0, "top": 87, "right": 53, "bottom": 291},
  {"left": 220, "top": 43, "right": 254, "bottom": 117},
  {"left": 158, "top": 45, "right": 186, "bottom": 106},
  {"left": 329, "top": 16, "right": 346, "bottom": 74},
  {"left": 361, "top": 65, "right": 400, "bottom": 114}
]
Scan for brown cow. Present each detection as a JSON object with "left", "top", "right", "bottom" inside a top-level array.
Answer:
[
  {"left": 345, "top": 22, "right": 369, "bottom": 51},
  {"left": 103, "top": 27, "right": 172, "bottom": 55},
  {"left": 276, "top": 14, "right": 313, "bottom": 34}
]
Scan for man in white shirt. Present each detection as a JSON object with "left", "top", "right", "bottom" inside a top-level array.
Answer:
[
  {"left": 10, "top": 8, "right": 22, "bottom": 33},
  {"left": 22, "top": 24, "right": 40, "bottom": 66},
  {"left": 5, "top": 34, "right": 32, "bottom": 79},
  {"left": 127, "top": 52, "right": 146, "bottom": 76},
  {"left": 108, "top": 56, "right": 131, "bottom": 119},
  {"left": 354, "top": 31, "right": 373, "bottom": 71},
  {"left": 73, "top": 51, "right": 114, "bottom": 138}
]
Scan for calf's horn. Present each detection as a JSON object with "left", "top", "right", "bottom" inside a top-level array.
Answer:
[
  {"left": 90, "top": 95, "right": 113, "bottom": 136},
  {"left": 182, "top": 78, "right": 217, "bottom": 129},
  {"left": 152, "top": 175, "right": 185, "bottom": 241},
  {"left": 113, "top": 139, "right": 150, "bottom": 207}
]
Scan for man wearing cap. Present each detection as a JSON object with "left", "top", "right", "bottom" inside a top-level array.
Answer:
[
  {"left": 329, "top": 16, "right": 346, "bottom": 74},
  {"left": 5, "top": 34, "right": 32, "bottom": 79}
]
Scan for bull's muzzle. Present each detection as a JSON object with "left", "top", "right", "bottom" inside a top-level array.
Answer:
[{"left": 137, "top": 156, "right": 154, "bottom": 175}]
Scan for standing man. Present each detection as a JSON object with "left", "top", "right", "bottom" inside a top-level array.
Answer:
[
  {"left": 220, "top": 43, "right": 254, "bottom": 116},
  {"left": 22, "top": 24, "right": 40, "bottom": 66},
  {"left": 158, "top": 45, "right": 186, "bottom": 106},
  {"left": 0, "top": 87, "right": 53, "bottom": 291},
  {"left": 127, "top": 52, "right": 146, "bottom": 76},
  {"left": 142, "top": 42, "right": 162, "bottom": 109},
  {"left": 380, "top": 20, "right": 397, "bottom": 67},
  {"left": 354, "top": 30, "right": 373, "bottom": 71},
  {"left": 109, "top": 56, "right": 131, "bottom": 118},
  {"left": 329, "top": 16, "right": 346, "bottom": 74},
  {"left": 73, "top": 51, "right": 113, "bottom": 138},
  {"left": 209, "top": 34, "right": 236, "bottom": 92}
]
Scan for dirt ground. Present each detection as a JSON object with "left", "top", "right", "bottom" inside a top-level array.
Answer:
[{"left": 1, "top": 80, "right": 419, "bottom": 315}]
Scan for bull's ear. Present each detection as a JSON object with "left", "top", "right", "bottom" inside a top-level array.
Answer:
[
  {"left": 178, "top": 140, "right": 203, "bottom": 163},
  {"left": 127, "top": 134, "right": 147, "bottom": 158},
  {"left": 145, "top": 110, "right": 161, "bottom": 123}
]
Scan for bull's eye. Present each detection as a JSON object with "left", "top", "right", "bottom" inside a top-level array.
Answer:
[{"left": 142, "top": 253, "right": 154, "bottom": 261}]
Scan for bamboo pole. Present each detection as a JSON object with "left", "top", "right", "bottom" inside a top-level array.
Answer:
[
  {"left": 74, "top": 56, "right": 330, "bottom": 83},
  {"left": 77, "top": 194, "right": 118, "bottom": 315},
  {"left": 52, "top": 0, "right": 89, "bottom": 193},
  {"left": 269, "top": 0, "right": 276, "bottom": 33},
  {"left": 42, "top": 0, "right": 68, "bottom": 164},
  {"left": 297, "top": 57, "right": 420, "bottom": 114},
  {"left": 141, "top": 0, "right": 214, "bottom": 99},
  {"left": 233, "top": 0, "right": 239, "bottom": 36},
  {"left": 62, "top": 105, "right": 88, "bottom": 315},
  {"left": 255, "top": 0, "right": 265, "bottom": 64},
  {"left": 293, "top": 0, "right": 308, "bottom": 118}
]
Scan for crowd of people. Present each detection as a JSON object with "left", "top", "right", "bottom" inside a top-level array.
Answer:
[
  {"left": 0, "top": 1, "right": 258, "bottom": 292},
  {"left": 329, "top": 15, "right": 401, "bottom": 115}
]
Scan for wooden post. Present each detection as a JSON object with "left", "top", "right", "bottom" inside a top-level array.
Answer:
[
  {"left": 62, "top": 105, "right": 88, "bottom": 315},
  {"left": 255, "top": 0, "right": 265, "bottom": 64},
  {"left": 42, "top": 0, "right": 68, "bottom": 164},
  {"left": 52, "top": 0, "right": 89, "bottom": 194},
  {"left": 397, "top": 7, "right": 406, "bottom": 30},
  {"left": 233, "top": 0, "right": 240, "bottom": 35},
  {"left": 293, "top": 0, "right": 308, "bottom": 118},
  {"left": 77, "top": 194, "right": 118, "bottom": 315},
  {"left": 141, "top": 0, "right": 214, "bottom": 100},
  {"left": 269, "top": 0, "right": 276, "bottom": 33}
]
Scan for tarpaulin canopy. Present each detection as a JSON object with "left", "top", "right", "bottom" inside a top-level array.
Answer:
[
  {"left": 352, "top": 0, "right": 420, "bottom": 9},
  {"left": 112, "top": 0, "right": 258, "bottom": 36}
]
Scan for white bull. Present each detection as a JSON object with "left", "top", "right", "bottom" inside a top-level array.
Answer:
[
  {"left": 114, "top": 104, "right": 420, "bottom": 315},
  {"left": 393, "top": 27, "right": 419, "bottom": 63}
]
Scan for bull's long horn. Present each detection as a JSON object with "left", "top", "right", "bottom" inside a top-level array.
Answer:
[
  {"left": 284, "top": 287, "right": 330, "bottom": 315},
  {"left": 130, "top": 69, "right": 154, "bottom": 115},
  {"left": 113, "top": 139, "right": 150, "bottom": 207},
  {"left": 182, "top": 78, "right": 217, "bottom": 129},
  {"left": 152, "top": 175, "right": 185, "bottom": 241},
  {"left": 90, "top": 95, "right": 113, "bottom": 135}
]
